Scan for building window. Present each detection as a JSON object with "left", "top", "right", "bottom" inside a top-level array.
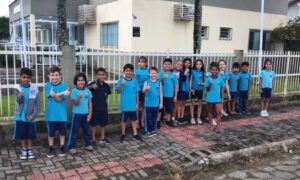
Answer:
[
  {"left": 101, "top": 22, "right": 118, "bottom": 47},
  {"left": 35, "top": 22, "right": 52, "bottom": 45},
  {"left": 248, "top": 30, "right": 272, "bottom": 51},
  {"left": 219, "top": 27, "right": 232, "bottom": 40},
  {"left": 201, "top": 26, "right": 209, "bottom": 39},
  {"left": 133, "top": 27, "right": 140, "bottom": 37},
  {"left": 69, "top": 24, "right": 84, "bottom": 45}
]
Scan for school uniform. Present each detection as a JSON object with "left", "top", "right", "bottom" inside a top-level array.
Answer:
[
  {"left": 259, "top": 70, "right": 276, "bottom": 99},
  {"left": 191, "top": 70, "right": 205, "bottom": 100},
  {"left": 135, "top": 68, "right": 149, "bottom": 102},
  {"left": 238, "top": 71, "right": 253, "bottom": 112}
]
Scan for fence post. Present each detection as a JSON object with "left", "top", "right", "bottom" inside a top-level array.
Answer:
[
  {"left": 234, "top": 50, "right": 244, "bottom": 63},
  {"left": 61, "top": 45, "right": 76, "bottom": 121},
  {"left": 283, "top": 51, "right": 291, "bottom": 96}
]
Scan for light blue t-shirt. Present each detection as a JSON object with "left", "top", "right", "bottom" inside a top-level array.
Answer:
[
  {"left": 228, "top": 72, "right": 241, "bottom": 92},
  {"left": 220, "top": 72, "right": 229, "bottom": 83},
  {"left": 145, "top": 80, "right": 160, "bottom": 107},
  {"left": 116, "top": 78, "right": 140, "bottom": 111},
  {"left": 158, "top": 71, "right": 178, "bottom": 98},
  {"left": 70, "top": 88, "right": 92, "bottom": 114},
  {"left": 239, "top": 71, "right": 253, "bottom": 91},
  {"left": 205, "top": 76, "right": 225, "bottom": 103},
  {"left": 191, "top": 70, "right": 205, "bottom": 90},
  {"left": 259, "top": 70, "right": 276, "bottom": 89},
  {"left": 180, "top": 71, "right": 190, "bottom": 92},
  {"left": 45, "top": 82, "right": 67, "bottom": 122},
  {"left": 14, "top": 84, "right": 31, "bottom": 122},
  {"left": 135, "top": 68, "right": 149, "bottom": 90}
]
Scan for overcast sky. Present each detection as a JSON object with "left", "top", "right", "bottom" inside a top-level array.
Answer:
[{"left": 0, "top": 0, "right": 14, "bottom": 17}]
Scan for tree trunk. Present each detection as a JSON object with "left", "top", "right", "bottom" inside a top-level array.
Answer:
[
  {"left": 193, "top": 0, "right": 202, "bottom": 54},
  {"left": 57, "top": 0, "right": 68, "bottom": 50}
]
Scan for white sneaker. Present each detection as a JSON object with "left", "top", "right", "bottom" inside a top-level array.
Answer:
[
  {"left": 222, "top": 109, "right": 228, "bottom": 116},
  {"left": 27, "top": 149, "right": 35, "bottom": 159},
  {"left": 264, "top": 110, "right": 269, "bottom": 117},
  {"left": 212, "top": 118, "right": 217, "bottom": 126},
  {"left": 20, "top": 149, "right": 27, "bottom": 160},
  {"left": 196, "top": 118, "right": 203, "bottom": 124},
  {"left": 190, "top": 118, "right": 196, "bottom": 124},
  {"left": 260, "top": 110, "right": 265, "bottom": 117}
]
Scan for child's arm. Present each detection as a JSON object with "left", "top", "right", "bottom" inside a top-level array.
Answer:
[
  {"left": 73, "top": 90, "right": 84, "bottom": 105},
  {"left": 190, "top": 76, "right": 194, "bottom": 95},
  {"left": 248, "top": 79, "right": 252, "bottom": 95},
  {"left": 221, "top": 87, "right": 225, "bottom": 103},
  {"left": 259, "top": 78, "right": 262, "bottom": 93},
  {"left": 14, "top": 87, "right": 24, "bottom": 104},
  {"left": 87, "top": 99, "right": 92, "bottom": 122},
  {"left": 206, "top": 80, "right": 213, "bottom": 91},
  {"left": 116, "top": 79, "right": 126, "bottom": 93},
  {"left": 159, "top": 82, "right": 163, "bottom": 109},
  {"left": 174, "top": 84, "right": 178, "bottom": 103},
  {"left": 136, "top": 92, "right": 139, "bottom": 112},
  {"left": 142, "top": 81, "right": 150, "bottom": 94},
  {"left": 272, "top": 79, "right": 275, "bottom": 95},
  {"left": 225, "top": 79, "right": 231, "bottom": 100}
]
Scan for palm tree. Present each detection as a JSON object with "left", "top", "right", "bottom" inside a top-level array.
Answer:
[
  {"left": 193, "top": 0, "right": 202, "bottom": 54},
  {"left": 57, "top": 0, "right": 68, "bottom": 50}
]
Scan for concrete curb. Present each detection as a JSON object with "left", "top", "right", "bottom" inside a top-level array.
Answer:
[{"left": 184, "top": 138, "right": 300, "bottom": 172}]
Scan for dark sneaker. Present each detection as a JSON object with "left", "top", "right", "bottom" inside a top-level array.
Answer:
[
  {"left": 59, "top": 145, "right": 66, "bottom": 157},
  {"left": 172, "top": 119, "right": 178, "bottom": 127},
  {"left": 177, "top": 118, "right": 187, "bottom": 125},
  {"left": 99, "top": 138, "right": 111, "bottom": 144},
  {"left": 120, "top": 135, "right": 126, "bottom": 143},
  {"left": 166, "top": 120, "right": 173, "bottom": 127},
  {"left": 149, "top": 131, "right": 157, "bottom": 137},
  {"left": 47, "top": 146, "right": 55, "bottom": 158},
  {"left": 245, "top": 111, "right": 251, "bottom": 115},
  {"left": 27, "top": 149, "right": 35, "bottom": 159},
  {"left": 133, "top": 134, "right": 142, "bottom": 141},
  {"left": 92, "top": 140, "right": 97, "bottom": 147},
  {"left": 20, "top": 149, "right": 27, "bottom": 160}
]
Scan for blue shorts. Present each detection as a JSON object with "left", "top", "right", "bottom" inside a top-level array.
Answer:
[
  {"left": 47, "top": 121, "right": 67, "bottom": 137},
  {"left": 207, "top": 102, "right": 221, "bottom": 105},
  {"left": 121, "top": 111, "right": 137, "bottom": 122},
  {"left": 139, "top": 91, "right": 145, "bottom": 102},
  {"left": 13, "top": 121, "right": 37, "bottom": 140},
  {"left": 163, "top": 97, "right": 174, "bottom": 114},
  {"left": 91, "top": 109, "right": 108, "bottom": 127},
  {"left": 230, "top": 92, "right": 237, "bottom": 99},
  {"left": 191, "top": 90, "right": 203, "bottom": 100},
  {"left": 261, "top": 88, "right": 272, "bottom": 99},
  {"left": 177, "top": 91, "right": 189, "bottom": 101}
]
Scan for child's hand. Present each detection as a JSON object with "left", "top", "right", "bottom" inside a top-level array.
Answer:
[
  {"left": 92, "top": 83, "right": 98, "bottom": 90},
  {"left": 79, "top": 90, "right": 84, "bottom": 98},
  {"left": 190, "top": 89, "right": 195, "bottom": 95},
  {"left": 63, "top": 88, "right": 70, "bottom": 96},
  {"left": 162, "top": 74, "right": 168, "bottom": 79},
  {"left": 184, "top": 69, "right": 189, "bottom": 75},
  {"left": 50, "top": 87, "right": 55, "bottom": 97},
  {"left": 210, "top": 80, "right": 213, "bottom": 85},
  {"left": 20, "top": 90, "right": 24, "bottom": 97},
  {"left": 146, "top": 84, "right": 151, "bottom": 90},
  {"left": 87, "top": 113, "right": 92, "bottom": 122},
  {"left": 121, "top": 79, "right": 126, "bottom": 85},
  {"left": 173, "top": 96, "right": 177, "bottom": 103},
  {"left": 27, "top": 115, "right": 33, "bottom": 121},
  {"left": 227, "top": 95, "right": 231, "bottom": 100},
  {"left": 159, "top": 103, "right": 163, "bottom": 109}
]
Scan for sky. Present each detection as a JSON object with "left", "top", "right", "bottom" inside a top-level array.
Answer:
[{"left": 0, "top": 0, "right": 14, "bottom": 17}]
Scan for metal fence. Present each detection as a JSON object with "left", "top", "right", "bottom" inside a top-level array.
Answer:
[{"left": 1, "top": 46, "right": 300, "bottom": 120}]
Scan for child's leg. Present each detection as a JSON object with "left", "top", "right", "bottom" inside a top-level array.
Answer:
[
  {"left": 144, "top": 107, "right": 150, "bottom": 133},
  {"left": 172, "top": 101, "right": 177, "bottom": 120},
  {"left": 227, "top": 100, "right": 233, "bottom": 114},
  {"left": 153, "top": 108, "right": 159, "bottom": 131},
  {"left": 21, "top": 140, "right": 26, "bottom": 149},
  {"left": 131, "top": 120, "right": 138, "bottom": 135},
  {"left": 67, "top": 114, "right": 81, "bottom": 150},
  {"left": 121, "top": 122, "right": 127, "bottom": 135},
  {"left": 100, "top": 127, "right": 105, "bottom": 140},
  {"left": 27, "top": 140, "right": 32, "bottom": 149},
  {"left": 91, "top": 126, "right": 97, "bottom": 141},
  {"left": 181, "top": 100, "right": 186, "bottom": 119},
  {"left": 177, "top": 101, "right": 182, "bottom": 118},
  {"left": 261, "top": 98, "right": 265, "bottom": 110},
  {"left": 207, "top": 104, "right": 213, "bottom": 125},
  {"left": 60, "top": 136, "right": 65, "bottom": 146},
  {"left": 81, "top": 115, "right": 92, "bottom": 147},
  {"left": 190, "top": 99, "right": 195, "bottom": 119},
  {"left": 265, "top": 99, "right": 270, "bottom": 111},
  {"left": 139, "top": 103, "right": 145, "bottom": 128},
  {"left": 197, "top": 99, "right": 202, "bottom": 118},
  {"left": 215, "top": 104, "right": 222, "bottom": 128},
  {"left": 232, "top": 98, "right": 237, "bottom": 113}
]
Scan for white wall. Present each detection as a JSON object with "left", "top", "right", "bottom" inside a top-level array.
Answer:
[
  {"left": 85, "top": 0, "right": 133, "bottom": 50},
  {"left": 288, "top": 3, "right": 300, "bottom": 20}
]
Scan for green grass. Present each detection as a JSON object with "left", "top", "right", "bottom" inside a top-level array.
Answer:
[{"left": 1, "top": 77, "right": 300, "bottom": 120}]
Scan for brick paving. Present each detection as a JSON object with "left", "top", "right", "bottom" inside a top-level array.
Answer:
[{"left": 1, "top": 106, "right": 300, "bottom": 179}]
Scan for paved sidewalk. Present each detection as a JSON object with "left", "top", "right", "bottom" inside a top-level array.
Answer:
[{"left": 1, "top": 105, "right": 300, "bottom": 179}]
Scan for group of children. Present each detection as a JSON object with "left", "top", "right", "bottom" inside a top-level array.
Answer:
[{"left": 13, "top": 57, "right": 276, "bottom": 159}]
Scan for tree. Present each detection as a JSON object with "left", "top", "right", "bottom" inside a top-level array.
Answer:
[
  {"left": 0, "top": 16, "right": 9, "bottom": 40},
  {"left": 193, "top": 0, "right": 202, "bottom": 54},
  {"left": 57, "top": 0, "right": 68, "bottom": 50}
]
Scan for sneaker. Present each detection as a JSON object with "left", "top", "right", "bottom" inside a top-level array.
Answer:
[
  {"left": 133, "top": 134, "right": 142, "bottom": 141},
  {"left": 27, "top": 149, "right": 35, "bottom": 159},
  {"left": 260, "top": 110, "right": 265, "bottom": 117},
  {"left": 264, "top": 110, "right": 269, "bottom": 117},
  {"left": 212, "top": 118, "right": 217, "bottom": 126},
  {"left": 59, "top": 145, "right": 66, "bottom": 157},
  {"left": 145, "top": 132, "right": 151, "bottom": 137},
  {"left": 177, "top": 118, "right": 187, "bottom": 125},
  {"left": 20, "top": 149, "right": 27, "bottom": 160},
  {"left": 190, "top": 118, "right": 196, "bottom": 125},
  {"left": 92, "top": 140, "right": 97, "bottom": 147},
  {"left": 245, "top": 111, "right": 251, "bottom": 115},
  {"left": 172, "top": 119, "right": 178, "bottom": 127},
  {"left": 221, "top": 109, "right": 229, "bottom": 116},
  {"left": 69, "top": 149, "right": 77, "bottom": 155},
  {"left": 120, "top": 134, "right": 126, "bottom": 142},
  {"left": 150, "top": 131, "right": 157, "bottom": 137},
  {"left": 47, "top": 146, "right": 55, "bottom": 158},
  {"left": 85, "top": 146, "right": 94, "bottom": 151},
  {"left": 99, "top": 138, "right": 111, "bottom": 144},
  {"left": 196, "top": 118, "right": 203, "bottom": 124}
]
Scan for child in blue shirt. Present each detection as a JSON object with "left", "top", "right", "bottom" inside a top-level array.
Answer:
[
  {"left": 68, "top": 72, "right": 93, "bottom": 154},
  {"left": 88, "top": 68, "right": 111, "bottom": 146},
  {"left": 218, "top": 59, "right": 231, "bottom": 116},
  {"left": 177, "top": 58, "right": 192, "bottom": 124},
  {"left": 158, "top": 58, "right": 179, "bottom": 127},
  {"left": 206, "top": 62, "right": 225, "bottom": 133},
  {"left": 45, "top": 66, "right": 69, "bottom": 158},
  {"left": 14, "top": 68, "right": 40, "bottom": 160},
  {"left": 142, "top": 67, "right": 163, "bottom": 136},
  {"left": 190, "top": 59, "right": 205, "bottom": 125},
  {"left": 259, "top": 59, "right": 276, "bottom": 117},
  {"left": 135, "top": 56, "right": 149, "bottom": 129},
  {"left": 116, "top": 64, "right": 142, "bottom": 142},
  {"left": 228, "top": 62, "right": 241, "bottom": 115},
  {"left": 238, "top": 62, "right": 253, "bottom": 114},
  {"left": 171, "top": 60, "right": 183, "bottom": 125}
]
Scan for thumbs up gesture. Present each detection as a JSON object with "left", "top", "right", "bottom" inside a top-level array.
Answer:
[
  {"left": 50, "top": 87, "right": 55, "bottom": 97},
  {"left": 79, "top": 90, "right": 84, "bottom": 98},
  {"left": 63, "top": 88, "right": 70, "bottom": 96}
]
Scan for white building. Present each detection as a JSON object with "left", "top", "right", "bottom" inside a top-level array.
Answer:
[{"left": 288, "top": 0, "right": 300, "bottom": 20}]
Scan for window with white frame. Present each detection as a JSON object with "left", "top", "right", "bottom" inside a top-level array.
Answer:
[
  {"left": 219, "top": 27, "right": 232, "bottom": 40},
  {"left": 201, "top": 26, "right": 209, "bottom": 39},
  {"left": 101, "top": 22, "right": 118, "bottom": 47}
]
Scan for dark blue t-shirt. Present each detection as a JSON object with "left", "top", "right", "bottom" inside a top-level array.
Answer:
[{"left": 88, "top": 81, "right": 111, "bottom": 110}]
